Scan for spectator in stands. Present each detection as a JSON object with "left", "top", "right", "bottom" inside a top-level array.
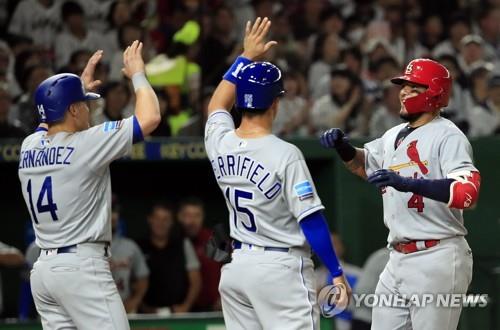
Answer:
[
  {"left": 366, "top": 56, "right": 401, "bottom": 103},
  {"left": 476, "top": 6, "right": 500, "bottom": 61},
  {"left": 311, "top": 67, "right": 368, "bottom": 136},
  {"left": 433, "top": 13, "right": 471, "bottom": 58},
  {"left": 177, "top": 197, "right": 222, "bottom": 312},
  {"left": 92, "top": 81, "right": 133, "bottom": 125},
  {"left": 103, "top": 0, "right": 133, "bottom": 59},
  {"left": 8, "top": 0, "right": 62, "bottom": 50},
  {"left": 110, "top": 196, "right": 149, "bottom": 314},
  {"left": 469, "top": 75, "right": 500, "bottom": 137},
  {"left": 138, "top": 202, "right": 201, "bottom": 314},
  {"left": 200, "top": 5, "right": 237, "bottom": 87},
  {"left": 369, "top": 81, "right": 402, "bottom": 138},
  {"left": 58, "top": 49, "right": 93, "bottom": 75},
  {"left": 109, "top": 23, "right": 144, "bottom": 81},
  {"left": 178, "top": 87, "right": 211, "bottom": 137},
  {"left": 10, "top": 64, "right": 51, "bottom": 134},
  {"left": 54, "top": 1, "right": 106, "bottom": 69},
  {"left": 315, "top": 232, "right": 361, "bottom": 330},
  {"left": 0, "top": 42, "right": 21, "bottom": 98},
  {"left": 458, "top": 34, "right": 487, "bottom": 74},
  {"left": 149, "top": 89, "right": 172, "bottom": 137},
  {"left": 468, "top": 61, "right": 494, "bottom": 108},
  {"left": 308, "top": 32, "right": 344, "bottom": 98},
  {"left": 438, "top": 54, "right": 472, "bottom": 133},
  {"left": 351, "top": 247, "right": 390, "bottom": 330},
  {"left": 0, "top": 241, "right": 25, "bottom": 316},
  {"left": 291, "top": 0, "right": 325, "bottom": 41},
  {"left": 0, "top": 84, "right": 24, "bottom": 138},
  {"left": 421, "top": 15, "right": 444, "bottom": 52},
  {"left": 273, "top": 71, "right": 309, "bottom": 137},
  {"left": 393, "top": 16, "right": 429, "bottom": 65}
]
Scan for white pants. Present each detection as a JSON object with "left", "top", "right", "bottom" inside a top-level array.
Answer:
[
  {"left": 30, "top": 243, "right": 129, "bottom": 330},
  {"left": 219, "top": 248, "right": 319, "bottom": 330},
  {"left": 371, "top": 237, "right": 473, "bottom": 330}
]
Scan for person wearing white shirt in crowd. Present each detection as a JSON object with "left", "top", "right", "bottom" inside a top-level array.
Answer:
[{"left": 469, "top": 75, "right": 500, "bottom": 137}]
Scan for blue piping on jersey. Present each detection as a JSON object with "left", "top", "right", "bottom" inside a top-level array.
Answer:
[
  {"left": 300, "top": 257, "right": 315, "bottom": 330},
  {"left": 132, "top": 116, "right": 144, "bottom": 144},
  {"left": 35, "top": 127, "right": 48, "bottom": 133}
]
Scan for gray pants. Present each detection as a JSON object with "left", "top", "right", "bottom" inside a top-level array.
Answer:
[
  {"left": 219, "top": 247, "right": 319, "bottom": 330},
  {"left": 31, "top": 243, "right": 129, "bottom": 330},
  {"left": 371, "top": 237, "right": 473, "bottom": 330}
]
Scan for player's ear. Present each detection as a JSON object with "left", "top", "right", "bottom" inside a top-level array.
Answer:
[{"left": 68, "top": 103, "right": 79, "bottom": 118}]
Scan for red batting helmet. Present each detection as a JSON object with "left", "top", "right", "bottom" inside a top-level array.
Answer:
[{"left": 391, "top": 58, "right": 452, "bottom": 114}]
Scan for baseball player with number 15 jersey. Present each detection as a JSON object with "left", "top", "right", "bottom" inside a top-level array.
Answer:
[
  {"left": 18, "top": 41, "right": 160, "bottom": 329},
  {"left": 205, "top": 18, "right": 350, "bottom": 330},
  {"left": 321, "top": 58, "right": 481, "bottom": 330}
]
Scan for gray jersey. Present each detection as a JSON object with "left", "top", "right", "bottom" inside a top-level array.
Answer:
[
  {"left": 364, "top": 116, "right": 477, "bottom": 244},
  {"left": 204, "top": 110, "right": 324, "bottom": 248},
  {"left": 110, "top": 236, "right": 149, "bottom": 300},
  {"left": 18, "top": 117, "right": 135, "bottom": 249}
]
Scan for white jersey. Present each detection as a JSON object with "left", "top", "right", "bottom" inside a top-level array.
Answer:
[
  {"left": 18, "top": 117, "right": 136, "bottom": 249},
  {"left": 364, "top": 116, "right": 477, "bottom": 244},
  {"left": 204, "top": 110, "right": 324, "bottom": 248},
  {"left": 8, "top": 0, "right": 61, "bottom": 49}
]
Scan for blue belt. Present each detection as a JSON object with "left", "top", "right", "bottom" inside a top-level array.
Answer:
[
  {"left": 232, "top": 240, "right": 289, "bottom": 253},
  {"left": 57, "top": 245, "right": 77, "bottom": 253}
]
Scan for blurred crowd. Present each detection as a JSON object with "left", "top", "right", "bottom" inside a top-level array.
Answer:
[
  {"left": 1, "top": 195, "right": 224, "bottom": 318},
  {"left": 0, "top": 0, "right": 499, "bottom": 140}
]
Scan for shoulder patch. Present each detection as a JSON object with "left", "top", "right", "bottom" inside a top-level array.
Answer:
[
  {"left": 103, "top": 120, "right": 123, "bottom": 132},
  {"left": 294, "top": 181, "right": 314, "bottom": 200}
]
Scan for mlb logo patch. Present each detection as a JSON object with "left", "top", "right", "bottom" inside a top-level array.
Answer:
[
  {"left": 103, "top": 120, "right": 123, "bottom": 132},
  {"left": 294, "top": 181, "right": 314, "bottom": 201}
]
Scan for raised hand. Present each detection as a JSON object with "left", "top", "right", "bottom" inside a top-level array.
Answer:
[
  {"left": 80, "top": 50, "right": 103, "bottom": 91},
  {"left": 122, "top": 40, "right": 145, "bottom": 79},
  {"left": 242, "top": 17, "right": 277, "bottom": 61}
]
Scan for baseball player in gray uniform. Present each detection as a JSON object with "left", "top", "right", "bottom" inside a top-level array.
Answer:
[
  {"left": 18, "top": 40, "right": 160, "bottom": 329},
  {"left": 321, "top": 58, "right": 481, "bottom": 330},
  {"left": 204, "top": 17, "right": 350, "bottom": 330}
]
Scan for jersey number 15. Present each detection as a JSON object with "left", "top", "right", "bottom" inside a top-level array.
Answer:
[
  {"left": 27, "top": 176, "right": 59, "bottom": 224},
  {"left": 225, "top": 187, "right": 257, "bottom": 232}
]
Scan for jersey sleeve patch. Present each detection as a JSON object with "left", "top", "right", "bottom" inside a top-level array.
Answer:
[
  {"left": 103, "top": 120, "right": 124, "bottom": 132},
  {"left": 294, "top": 181, "right": 314, "bottom": 201}
]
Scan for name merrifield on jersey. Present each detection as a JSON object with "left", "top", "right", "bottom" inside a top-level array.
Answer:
[
  {"left": 212, "top": 154, "right": 281, "bottom": 200},
  {"left": 18, "top": 146, "right": 75, "bottom": 169}
]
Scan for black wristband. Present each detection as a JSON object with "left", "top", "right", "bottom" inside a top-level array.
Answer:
[{"left": 336, "top": 142, "right": 356, "bottom": 162}]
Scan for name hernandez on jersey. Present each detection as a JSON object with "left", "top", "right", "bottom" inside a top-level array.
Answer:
[
  {"left": 211, "top": 154, "right": 281, "bottom": 200},
  {"left": 18, "top": 146, "right": 75, "bottom": 169}
]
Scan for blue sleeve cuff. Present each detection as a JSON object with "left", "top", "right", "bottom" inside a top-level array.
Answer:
[
  {"left": 300, "top": 210, "right": 343, "bottom": 278},
  {"left": 35, "top": 127, "right": 48, "bottom": 133},
  {"left": 223, "top": 56, "right": 252, "bottom": 84},
  {"left": 132, "top": 116, "right": 144, "bottom": 144},
  {"left": 407, "top": 178, "right": 453, "bottom": 204}
]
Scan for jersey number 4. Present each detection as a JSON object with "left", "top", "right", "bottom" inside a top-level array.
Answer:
[
  {"left": 407, "top": 193, "right": 424, "bottom": 213},
  {"left": 27, "top": 176, "right": 59, "bottom": 224},
  {"left": 225, "top": 187, "right": 257, "bottom": 232}
]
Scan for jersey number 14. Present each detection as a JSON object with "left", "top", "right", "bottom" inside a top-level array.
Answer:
[{"left": 27, "top": 176, "right": 59, "bottom": 224}]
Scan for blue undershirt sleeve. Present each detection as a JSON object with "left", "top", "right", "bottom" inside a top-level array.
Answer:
[{"left": 300, "top": 210, "right": 343, "bottom": 278}]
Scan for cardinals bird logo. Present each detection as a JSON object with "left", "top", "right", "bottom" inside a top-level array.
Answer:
[{"left": 407, "top": 140, "right": 429, "bottom": 174}]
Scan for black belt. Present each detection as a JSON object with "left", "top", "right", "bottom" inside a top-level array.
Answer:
[{"left": 232, "top": 240, "right": 289, "bottom": 253}]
